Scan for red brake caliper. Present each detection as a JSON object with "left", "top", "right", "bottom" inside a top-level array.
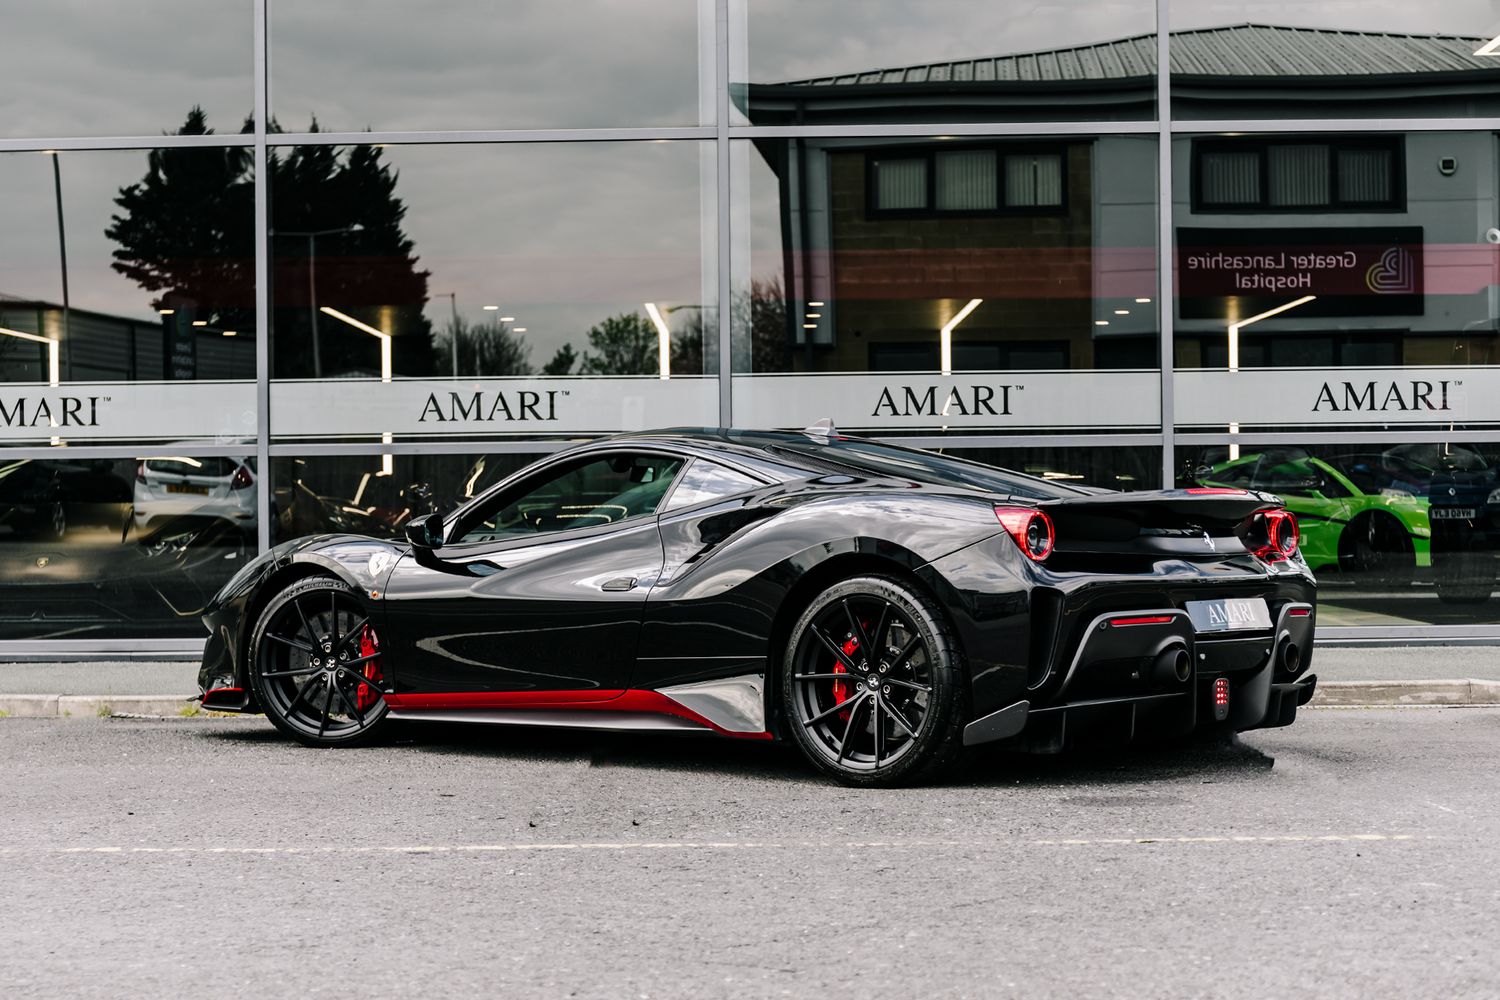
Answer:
[
  {"left": 355, "top": 624, "right": 382, "bottom": 712},
  {"left": 831, "top": 635, "right": 860, "bottom": 721}
]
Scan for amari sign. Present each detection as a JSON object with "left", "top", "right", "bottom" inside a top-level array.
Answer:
[
  {"left": 1175, "top": 367, "right": 1500, "bottom": 428},
  {"left": 0, "top": 381, "right": 255, "bottom": 443},
  {"left": 732, "top": 372, "right": 1160, "bottom": 431},
  {"left": 1177, "top": 227, "right": 1424, "bottom": 319},
  {"left": 269, "top": 377, "right": 718, "bottom": 439}
]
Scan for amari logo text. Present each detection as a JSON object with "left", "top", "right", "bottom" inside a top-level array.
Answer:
[
  {"left": 872, "top": 384, "right": 1019, "bottom": 419},
  {"left": 0, "top": 394, "right": 106, "bottom": 428},
  {"left": 1312, "top": 379, "right": 1453, "bottom": 413}
]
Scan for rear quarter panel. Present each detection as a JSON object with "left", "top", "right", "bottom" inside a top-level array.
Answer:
[{"left": 635, "top": 488, "right": 1014, "bottom": 694}]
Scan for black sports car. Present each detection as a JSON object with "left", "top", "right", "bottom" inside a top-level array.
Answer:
[{"left": 197, "top": 426, "right": 1318, "bottom": 786}]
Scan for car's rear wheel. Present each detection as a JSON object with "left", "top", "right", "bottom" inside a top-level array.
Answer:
[
  {"left": 250, "top": 576, "right": 390, "bottom": 747},
  {"left": 782, "top": 575, "right": 966, "bottom": 787}
]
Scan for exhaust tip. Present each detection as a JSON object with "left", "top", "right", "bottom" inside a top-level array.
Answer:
[
  {"left": 1151, "top": 646, "right": 1192, "bottom": 686},
  {"left": 1280, "top": 640, "right": 1302, "bottom": 675}
]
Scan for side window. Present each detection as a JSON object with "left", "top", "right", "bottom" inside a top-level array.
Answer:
[
  {"left": 454, "top": 453, "right": 683, "bottom": 544},
  {"left": 662, "top": 459, "right": 762, "bottom": 511}
]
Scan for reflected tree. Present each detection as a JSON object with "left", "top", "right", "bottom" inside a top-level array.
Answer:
[
  {"left": 674, "top": 277, "right": 789, "bottom": 374},
  {"left": 105, "top": 107, "right": 255, "bottom": 342},
  {"left": 267, "top": 122, "right": 433, "bottom": 377},
  {"left": 436, "top": 316, "right": 533, "bottom": 376},
  {"left": 541, "top": 343, "right": 578, "bottom": 376},
  {"left": 578, "top": 312, "right": 658, "bottom": 375},
  {"left": 576, "top": 310, "right": 712, "bottom": 376},
  {"left": 105, "top": 109, "right": 435, "bottom": 379}
]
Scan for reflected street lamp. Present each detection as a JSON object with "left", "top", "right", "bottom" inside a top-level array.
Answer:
[
  {"left": 274, "top": 225, "right": 364, "bottom": 378},
  {"left": 320, "top": 306, "right": 394, "bottom": 476},
  {"left": 1225, "top": 294, "right": 1316, "bottom": 459},
  {"left": 0, "top": 325, "right": 59, "bottom": 386}
]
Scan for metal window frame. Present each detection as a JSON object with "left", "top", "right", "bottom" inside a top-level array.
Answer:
[{"left": 6, "top": 0, "right": 1500, "bottom": 655}]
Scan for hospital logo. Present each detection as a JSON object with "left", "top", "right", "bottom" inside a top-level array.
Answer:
[{"left": 1365, "top": 247, "right": 1414, "bottom": 294}]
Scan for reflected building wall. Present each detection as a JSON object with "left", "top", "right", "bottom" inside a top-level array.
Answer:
[{"left": 8, "top": 3, "right": 1500, "bottom": 640}]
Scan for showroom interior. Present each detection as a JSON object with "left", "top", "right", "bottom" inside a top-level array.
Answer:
[{"left": 5, "top": 0, "right": 1500, "bottom": 652}]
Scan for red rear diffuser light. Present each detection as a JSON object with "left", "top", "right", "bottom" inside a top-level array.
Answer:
[
  {"left": 1213, "top": 677, "right": 1231, "bottom": 721},
  {"left": 1288, "top": 607, "right": 1312, "bottom": 618},
  {"left": 1109, "top": 615, "right": 1175, "bottom": 627},
  {"left": 994, "top": 506, "right": 1054, "bottom": 562}
]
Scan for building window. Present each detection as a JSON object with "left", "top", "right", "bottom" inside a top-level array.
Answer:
[
  {"left": 869, "top": 145, "right": 1065, "bottom": 216},
  {"left": 1194, "top": 137, "right": 1402, "bottom": 212}
]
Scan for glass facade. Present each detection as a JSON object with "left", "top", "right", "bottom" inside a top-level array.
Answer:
[{"left": 7, "top": 1, "right": 1500, "bottom": 645}]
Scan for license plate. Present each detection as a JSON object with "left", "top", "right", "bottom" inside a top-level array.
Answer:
[
  {"left": 1186, "top": 597, "right": 1271, "bottom": 633},
  {"left": 1430, "top": 507, "right": 1478, "bottom": 520},
  {"left": 165, "top": 483, "right": 210, "bottom": 495}
]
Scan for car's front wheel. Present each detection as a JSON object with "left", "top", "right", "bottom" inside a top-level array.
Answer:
[
  {"left": 249, "top": 576, "right": 391, "bottom": 747},
  {"left": 782, "top": 575, "right": 967, "bottom": 787}
]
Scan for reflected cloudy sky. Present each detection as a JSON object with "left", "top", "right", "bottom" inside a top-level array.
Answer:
[
  {"left": 271, "top": 1, "right": 708, "bottom": 131},
  {"left": 0, "top": 1, "right": 252, "bottom": 139},
  {"left": 0, "top": 141, "right": 712, "bottom": 368}
]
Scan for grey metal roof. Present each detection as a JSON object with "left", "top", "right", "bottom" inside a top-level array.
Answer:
[{"left": 778, "top": 24, "right": 1496, "bottom": 87}]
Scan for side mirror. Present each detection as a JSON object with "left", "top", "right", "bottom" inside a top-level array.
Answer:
[{"left": 404, "top": 512, "right": 445, "bottom": 550}]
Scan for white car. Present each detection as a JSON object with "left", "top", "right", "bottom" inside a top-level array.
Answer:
[{"left": 133, "top": 456, "right": 257, "bottom": 534}]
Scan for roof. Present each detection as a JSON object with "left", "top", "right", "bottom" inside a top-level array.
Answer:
[{"left": 771, "top": 23, "right": 1498, "bottom": 88}]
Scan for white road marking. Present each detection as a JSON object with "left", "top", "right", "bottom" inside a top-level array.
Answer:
[{"left": 0, "top": 834, "right": 1429, "bottom": 856}]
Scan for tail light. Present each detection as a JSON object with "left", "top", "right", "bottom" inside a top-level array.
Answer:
[
  {"left": 230, "top": 464, "right": 254, "bottom": 491},
  {"left": 135, "top": 461, "right": 147, "bottom": 485},
  {"left": 995, "top": 506, "right": 1054, "bottom": 562},
  {"left": 1239, "top": 508, "right": 1299, "bottom": 563}
]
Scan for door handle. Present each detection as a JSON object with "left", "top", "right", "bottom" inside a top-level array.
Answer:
[{"left": 601, "top": 576, "right": 638, "bottom": 592}]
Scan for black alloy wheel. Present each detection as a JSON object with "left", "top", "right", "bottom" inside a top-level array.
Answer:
[
  {"left": 250, "top": 576, "right": 390, "bottom": 747},
  {"left": 783, "top": 575, "right": 966, "bottom": 787}
]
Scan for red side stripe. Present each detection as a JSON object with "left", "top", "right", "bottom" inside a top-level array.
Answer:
[
  {"left": 382, "top": 689, "right": 626, "bottom": 711},
  {"left": 381, "top": 688, "right": 774, "bottom": 741}
]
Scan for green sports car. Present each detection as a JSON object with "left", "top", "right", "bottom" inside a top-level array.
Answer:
[{"left": 1193, "top": 448, "right": 1430, "bottom": 584}]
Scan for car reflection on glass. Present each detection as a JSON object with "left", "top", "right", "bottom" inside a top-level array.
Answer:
[
  {"left": 134, "top": 455, "right": 256, "bottom": 537},
  {"left": 274, "top": 469, "right": 426, "bottom": 542},
  {"left": 0, "top": 458, "right": 132, "bottom": 542},
  {"left": 1193, "top": 447, "right": 1430, "bottom": 588},
  {"left": 0, "top": 510, "right": 251, "bottom": 637},
  {"left": 1402, "top": 444, "right": 1500, "bottom": 605}
]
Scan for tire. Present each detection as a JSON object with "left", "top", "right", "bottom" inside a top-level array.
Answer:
[
  {"left": 781, "top": 575, "right": 968, "bottom": 787},
  {"left": 1435, "top": 550, "right": 1494, "bottom": 605},
  {"left": 1337, "top": 512, "right": 1414, "bottom": 588},
  {"left": 249, "top": 576, "right": 391, "bottom": 747}
]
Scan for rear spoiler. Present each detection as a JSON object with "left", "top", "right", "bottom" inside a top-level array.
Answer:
[
  {"left": 1041, "top": 487, "right": 1283, "bottom": 520},
  {"left": 1035, "top": 488, "right": 1285, "bottom": 556}
]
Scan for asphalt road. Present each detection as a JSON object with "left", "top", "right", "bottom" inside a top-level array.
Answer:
[{"left": 2, "top": 708, "right": 1497, "bottom": 999}]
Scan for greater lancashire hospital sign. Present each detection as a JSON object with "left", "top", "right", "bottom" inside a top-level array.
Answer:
[{"left": 1177, "top": 227, "right": 1424, "bottom": 319}]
